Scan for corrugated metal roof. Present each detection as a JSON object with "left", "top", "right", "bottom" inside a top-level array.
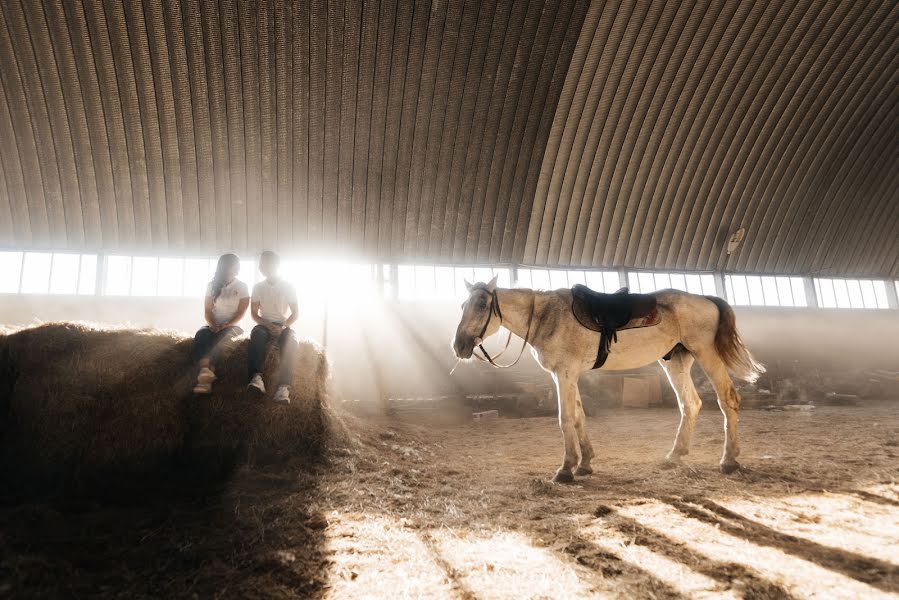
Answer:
[
  {"left": 528, "top": 0, "right": 899, "bottom": 277},
  {"left": 0, "top": 0, "right": 896, "bottom": 277}
]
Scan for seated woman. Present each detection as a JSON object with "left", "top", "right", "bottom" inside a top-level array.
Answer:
[{"left": 192, "top": 253, "right": 250, "bottom": 394}]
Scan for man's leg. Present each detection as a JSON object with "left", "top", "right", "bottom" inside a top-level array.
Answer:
[
  {"left": 277, "top": 328, "right": 299, "bottom": 387},
  {"left": 248, "top": 325, "right": 271, "bottom": 381}
]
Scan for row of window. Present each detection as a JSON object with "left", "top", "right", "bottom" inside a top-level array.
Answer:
[{"left": 0, "top": 251, "right": 895, "bottom": 309}]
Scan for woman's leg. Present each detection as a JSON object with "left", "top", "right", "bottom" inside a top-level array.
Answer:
[
  {"left": 207, "top": 326, "right": 242, "bottom": 367},
  {"left": 192, "top": 327, "right": 215, "bottom": 368}
]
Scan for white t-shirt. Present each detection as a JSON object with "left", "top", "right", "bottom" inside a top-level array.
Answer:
[
  {"left": 205, "top": 278, "right": 250, "bottom": 325},
  {"left": 252, "top": 278, "right": 298, "bottom": 324}
]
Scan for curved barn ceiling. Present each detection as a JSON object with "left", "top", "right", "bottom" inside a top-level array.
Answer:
[{"left": 0, "top": 0, "right": 897, "bottom": 277}]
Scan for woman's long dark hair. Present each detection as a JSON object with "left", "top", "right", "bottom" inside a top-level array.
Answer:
[{"left": 211, "top": 253, "right": 240, "bottom": 301}]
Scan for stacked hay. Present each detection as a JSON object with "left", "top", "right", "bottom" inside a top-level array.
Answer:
[{"left": 0, "top": 323, "right": 332, "bottom": 494}]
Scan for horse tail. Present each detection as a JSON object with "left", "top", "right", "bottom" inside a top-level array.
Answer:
[{"left": 705, "top": 296, "right": 765, "bottom": 383}]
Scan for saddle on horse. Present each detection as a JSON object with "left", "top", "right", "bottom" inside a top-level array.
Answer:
[{"left": 570, "top": 284, "right": 658, "bottom": 369}]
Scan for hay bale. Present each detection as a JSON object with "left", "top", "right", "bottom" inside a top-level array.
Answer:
[{"left": 0, "top": 323, "right": 332, "bottom": 494}]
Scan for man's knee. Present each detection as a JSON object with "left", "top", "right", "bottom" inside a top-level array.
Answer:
[
  {"left": 250, "top": 324, "right": 269, "bottom": 339},
  {"left": 280, "top": 328, "right": 298, "bottom": 344}
]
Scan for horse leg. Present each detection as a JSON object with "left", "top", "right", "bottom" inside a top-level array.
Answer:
[
  {"left": 552, "top": 372, "right": 580, "bottom": 483},
  {"left": 693, "top": 349, "right": 742, "bottom": 473},
  {"left": 573, "top": 384, "right": 595, "bottom": 476},
  {"left": 658, "top": 350, "right": 701, "bottom": 463}
]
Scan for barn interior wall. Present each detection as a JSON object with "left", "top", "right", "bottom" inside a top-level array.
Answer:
[{"left": 3, "top": 295, "right": 897, "bottom": 405}]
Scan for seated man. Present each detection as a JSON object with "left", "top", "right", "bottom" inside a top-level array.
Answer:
[{"left": 247, "top": 251, "right": 299, "bottom": 404}]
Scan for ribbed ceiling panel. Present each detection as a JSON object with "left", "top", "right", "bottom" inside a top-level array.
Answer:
[
  {"left": 0, "top": 0, "right": 896, "bottom": 277},
  {"left": 0, "top": 0, "right": 587, "bottom": 260},
  {"left": 527, "top": 0, "right": 899, "bottom": 277}
]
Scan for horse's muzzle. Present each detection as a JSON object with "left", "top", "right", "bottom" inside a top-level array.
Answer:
[{"left": 452, "top": 337, "right": 476, "bottom": 360}]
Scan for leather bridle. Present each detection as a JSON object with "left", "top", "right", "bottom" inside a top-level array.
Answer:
[{"left": 467, "top": 285, "right": 536, "bottom": 369}]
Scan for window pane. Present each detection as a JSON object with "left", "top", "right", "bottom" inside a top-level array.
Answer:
[
  {"left": 832, "top": 279, "right": 850, "bottom": 308},
  {"left": 105, "top": 256, "right": 132, "bottom": 295},
  {"left": 566, "top": 270, "right": 586, "bottom": 285},
  {"left": 473, "top": 267, "right": 493, "bottom": 285},
  {"left": 789, "top": 278, "right": 806, "bottom": 307},
  {"left": 415, "top": 266, "right": 435, "bottom": 299},
  {"left": 845, "top": 279, "right": 864, "bottom": 309},
  {"left": 638, "top": 272, "right": 655, "bottom": 293},
  {"left": 873, "top": 280, "right": 889, "bottom": 309},
  {"left": 761, "top": 276, "right": 779, "bottom": 306},
  {"left": 397, "top": 265, "right": 415, "bottom": 300},
  {"left": 158, "top": 258, "right": 184, "bottom": 296},
  {"left": 549, "top": 270, "right": 568, "bottom": 289},
  {"left": 20, "top": 252, "right": 53, "bottom": 294},
  {"left": 130, "top": 257, "right": 158, "bottom": 296},
  {"left": 454, "top": 267, "right": 474, "bottom": 297},
  {"left": 240, "top": 259, "right": 257, "bottom": 287},
  {"left": 775, "top": 277, "right": 794, "bottom": 307},
  {"left": 0, "top": 251, "right": 23, "bottom": 293},
  {"left": 627, "top": 272, "right": 640, "bottom": 292},
  {"left": 77, "top": 254, "right": 97, "bottom": 295},
  {"left": 746, "top": 276, "right": 765, "bottom": 306},
  {"left": 435, "top": 266, "right": 455, "bottom": 298},
  {"left": 603, "top": 271, "right": 620, "bottom": 292},
  {"left": 731, "top": 275, "right": 750, "bottom": 305},
  {"left": 725, "top": 276, "right": 734, "bottom": 303},
  {"left": 669, "top": 273, "right": 686, "bottom": 292},
  {"left": 49, "top": 253, "right": 80, "bottom": 294},
  {"left": 700, "top": 274, "right": 717, "bottom": 296},
  {"left": 816, "top": 279, "right": 836, "bottom": 308},
  {"left": 584, "top": 271, "right": 604, "bottom": 291},
  {"left": 516, "top": 268, "right": 532, "bottom": 288},
  {"left": 531, "top": 269, "right": 550, "bottom": 290},
  {"left": 685, "top": 274, "right": 703, "bottom": 295},
  {"left": 859, "top": 280, "right": 877, "bottom": 308},
  {"left": 492, "top": 267, "right": 511, "bottom": 288},
  {"left": 183, "top": 258, "right": 209, "bottom": 297}
]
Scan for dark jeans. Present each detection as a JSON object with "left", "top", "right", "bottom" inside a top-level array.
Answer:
[
  {"left": 192, "top": 326, "right": 242, "bottom": 365},
  {"left": 248, "top": 324, "right": 298, "bottom": 386}
]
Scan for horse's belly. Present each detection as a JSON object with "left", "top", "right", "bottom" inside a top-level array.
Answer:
[{"left": 598, "top": 326, "right": 679, "bottom": 370}]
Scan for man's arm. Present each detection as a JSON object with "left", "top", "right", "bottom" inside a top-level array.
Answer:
[
  {"left": 284, "top": 301, "right": 299, "bottom": 328},
  {"left": 250, "top": 299, "right": 265, "bottom": 325}
]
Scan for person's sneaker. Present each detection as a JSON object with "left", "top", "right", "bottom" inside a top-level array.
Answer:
[
  {"left": 247, "top": 374, "right": 265, "bottom": 399},
  {"left": 193, "top": 381, "right": 212, "bottom": 395},
  {"left": 272, "top": 385, "right": 290, "bottom": 405},
  {"left": 197, "top": 367, "right": 216, "bottom": 385}
]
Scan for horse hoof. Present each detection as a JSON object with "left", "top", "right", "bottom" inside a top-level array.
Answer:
[
  {"left": 574, "top": 466, "right": 593, "bottom": 476},
  {"left": 552, "top": 469, "right": 575, "bottom": 484},
  {"left": 720, "top": 461, "right": 741, "bottom": 474}
]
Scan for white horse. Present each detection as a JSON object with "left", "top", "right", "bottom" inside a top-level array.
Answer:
[{"left": 452, "top": 276, "right": 764, "bottom": 483}]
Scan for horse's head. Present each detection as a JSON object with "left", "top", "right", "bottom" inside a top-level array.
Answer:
[{"left": 452, "top": 275, "right": 502, "bottom": 359}]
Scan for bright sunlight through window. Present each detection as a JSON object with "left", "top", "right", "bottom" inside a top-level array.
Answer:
[
  {"left": 725, "top": 275, "right": 807, "bottom": 307},
  {"left": 813, "top": 278, "right": 889, "bottom": 309}
]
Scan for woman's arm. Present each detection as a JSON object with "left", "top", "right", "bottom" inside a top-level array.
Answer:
[
  {"left": 220, "top": 297, "right": 250, "bottom": 329},
  {"left": 204, "top": 296, "right": 217, "bottom": 328}
]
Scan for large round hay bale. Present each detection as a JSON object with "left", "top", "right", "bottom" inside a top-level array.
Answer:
[{"left": 0, "top": 323, "right": 332, "bottom": 495}]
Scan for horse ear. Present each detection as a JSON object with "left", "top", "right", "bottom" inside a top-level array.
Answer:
[
  {"left": 486, "top": 274, "right": 499, "bottom": 291},
  {"left": 464, "top": 279, "right": 474, "bottom": 292}
]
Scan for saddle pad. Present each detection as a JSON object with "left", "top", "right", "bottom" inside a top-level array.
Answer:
[{"left": 619, "top": 307, "right": 662, "bottom": 330}]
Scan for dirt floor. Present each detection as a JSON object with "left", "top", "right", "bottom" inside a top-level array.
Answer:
[{"left": 2, "top": 401, "right": 898, "bottom": 599}]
